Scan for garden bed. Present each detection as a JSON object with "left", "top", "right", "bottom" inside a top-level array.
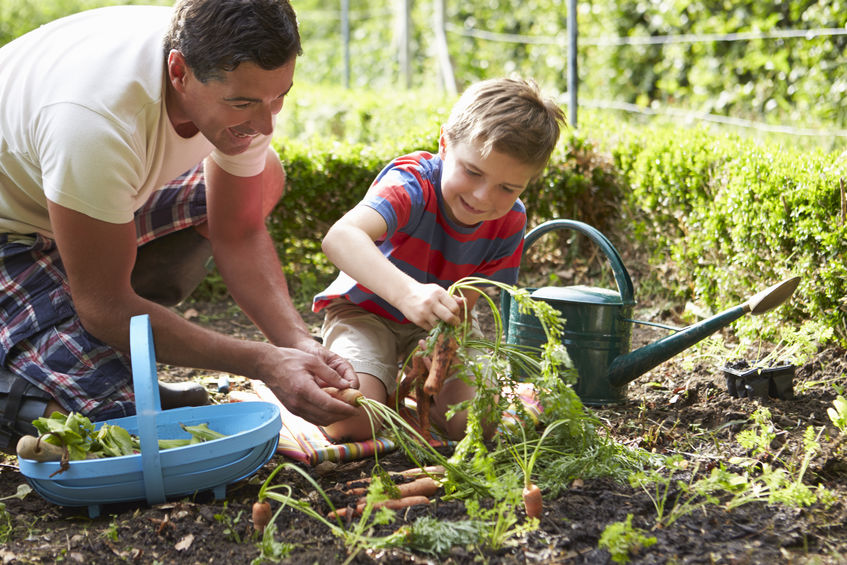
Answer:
[{"left": 1, "top": 298, "right": 845, "bottom": 564}]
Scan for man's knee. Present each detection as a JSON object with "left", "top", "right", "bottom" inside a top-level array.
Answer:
[{"left": 131, "top": 228, "right": 213, "bottom": 306}]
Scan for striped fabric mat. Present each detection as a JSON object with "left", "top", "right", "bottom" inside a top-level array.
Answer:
[{"left": 232, "top": 380, "right": 540, "bottom": 466}]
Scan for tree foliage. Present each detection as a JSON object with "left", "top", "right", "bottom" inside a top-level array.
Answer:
[
  {"left": 4, "top": 0, "right": 844, "bottom": 129},
  {"left": 293, "top": 0, "right": 846, "bottom": 130}
]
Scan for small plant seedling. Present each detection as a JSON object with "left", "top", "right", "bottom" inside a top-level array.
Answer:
[
  {"left": 827, "top": 395, "right": 847, "bottom": 433},
  {"left": 505, "top": 419, "right": 568, "bottom": 521},
  {"left": 598, "top": 514, "right": 657, "bottom": 563},
  {"left": 0, "top": 484, "right": 32, "bottom": 544},
  {"left": 214, "top": 502, "right": 244, "bottom": 543}
]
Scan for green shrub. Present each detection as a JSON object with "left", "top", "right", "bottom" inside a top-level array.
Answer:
[{"left": 607, "top": 120, "right": 846, "bottom": 344}]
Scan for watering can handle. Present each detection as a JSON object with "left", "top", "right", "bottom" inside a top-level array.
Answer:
[{"left": 522, "top": 219, "right": 635, "bottom": 304}]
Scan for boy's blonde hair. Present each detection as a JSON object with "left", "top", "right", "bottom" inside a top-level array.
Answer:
[{"left": 442, "top": 77, "right": 566, "bottom": 174}]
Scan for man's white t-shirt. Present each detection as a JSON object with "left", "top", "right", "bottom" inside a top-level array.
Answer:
[{"left": 0, "top": 5, "right": 270, "bottom": 237}]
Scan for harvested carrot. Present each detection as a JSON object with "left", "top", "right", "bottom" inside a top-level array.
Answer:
[
  {"left": 322, "top": 386, "right": 364, "bottom": 406},
  {"left": 388, "top": 476, "right": 439, "bottom": 499},
  {"left": 252, "top": 500, "right": 272, "bottom": 533},
  {"left": 397, "top": 465, "right": 445, "bottom": 478},
  {"left": 342, "top": 466, "right": 444, "bottom": 489},
  {"left": 347, "top": 476, "right": 440, "bottom": 498},
  {"left": 16, "top": 435, "right": 65, "bottom": 462},
  {"left": 423, "top": 331, "right": 459, "bottom": 396},
  {"left": 523, "top": 483, "right": 543, "bottom": 519},
  {"left": 328, "top": 495, "right": 431, "bottom": 519},
  {"left": 416, "top": 386, "right": 433, "bottom": 441},
  {"left": 393, "top": 353, "right": 427, "bottom": 405}
]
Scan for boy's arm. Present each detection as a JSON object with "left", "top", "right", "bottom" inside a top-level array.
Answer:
[{"left": 322, "top": 205, "right": 464, "bottom": 329}]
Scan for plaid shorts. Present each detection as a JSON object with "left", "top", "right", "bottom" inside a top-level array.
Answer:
[{"left": 0, "top": 164, "right": 207, "bottom": 420}]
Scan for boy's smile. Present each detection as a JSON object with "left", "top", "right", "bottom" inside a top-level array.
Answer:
[{"left": 438, "top": 136, "right": 537, "bottom": 227}]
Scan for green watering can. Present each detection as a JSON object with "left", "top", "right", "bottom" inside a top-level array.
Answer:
[{"left": 502, "top": 219, "right": 800, "bottom": 405}]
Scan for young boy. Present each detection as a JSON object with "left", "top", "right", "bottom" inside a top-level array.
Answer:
[{"left": 312, "top": 77, "right": 566, "bottom": 442}]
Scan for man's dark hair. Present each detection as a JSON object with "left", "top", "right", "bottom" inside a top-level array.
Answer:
[{"left": 163, "top": 0, "right": 302, "bottom": 83}]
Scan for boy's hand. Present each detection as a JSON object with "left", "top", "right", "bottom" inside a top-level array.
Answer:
[{"left": 397, "top": 283, "right": 464, "bottom": 330}]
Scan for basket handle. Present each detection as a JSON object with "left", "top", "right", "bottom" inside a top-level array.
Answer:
[
  {"left": 130, "top": 314, "right": 166, "bottom": 505},
  {"left": 522, "top": 219, "right": 635, "bottom": 305}
]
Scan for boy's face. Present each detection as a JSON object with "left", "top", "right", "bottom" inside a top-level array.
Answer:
[{"left": 438, "top": 134, "right": 537, "bottom": 227}]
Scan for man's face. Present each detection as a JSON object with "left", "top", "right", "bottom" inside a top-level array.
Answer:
[
  {"left": 438, "top": 135, "right": 537, "bottom": 227},
  {"left": 168, "top": 53, "right": 296, "bottom": 155}
]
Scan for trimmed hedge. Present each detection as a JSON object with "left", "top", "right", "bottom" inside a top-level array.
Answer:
[{"left": 608, "top": 123, "right": 846, "bottom": 344}]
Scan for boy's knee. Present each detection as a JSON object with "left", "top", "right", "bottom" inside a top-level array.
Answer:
[
  {"left": 323, "top": 412, "right": 382, "bottom": 443},
  {"left": 322, "top": 373, "right": 387, "bottom": 442},
  {"left": 441, "top": 412, "right": 469, "bottom": 441}
]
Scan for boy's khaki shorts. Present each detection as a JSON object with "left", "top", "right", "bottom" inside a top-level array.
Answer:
[{"left": 320, "top": 299, "right": 482, "bottom": 395}]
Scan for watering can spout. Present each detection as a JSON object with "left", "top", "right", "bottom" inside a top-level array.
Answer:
[{"left": 607, "top": 277, "right": 801, "bottom": 388}]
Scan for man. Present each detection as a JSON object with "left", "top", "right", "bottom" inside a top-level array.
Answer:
[{"left": 0, "top": 0, "right": 358, "bottom": 453}]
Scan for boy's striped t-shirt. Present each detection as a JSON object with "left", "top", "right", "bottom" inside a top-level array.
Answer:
[{"left": 313, "top": 151, "right": 526, "bottom": 323}]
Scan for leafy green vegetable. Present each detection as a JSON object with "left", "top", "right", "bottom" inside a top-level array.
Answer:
[{"left": 31, "top": 412, "right": 227, "bottom": 460}]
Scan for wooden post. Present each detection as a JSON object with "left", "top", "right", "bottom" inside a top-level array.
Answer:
[
  {"left": 567, "top": 0, "right": 578, "bottom": 127},
  {"left": 433, "top": 0, "right": 457, "bottom": 95},
  {"left": 398, "top": 0, "right": 412, "bottom": 89},
  {"left": 341, "top": 0, "right": 350, "bottom": 89}
]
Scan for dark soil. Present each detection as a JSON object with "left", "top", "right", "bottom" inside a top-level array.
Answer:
[{"left": 2, "top": 296, "right": 846, "bottom": 564}]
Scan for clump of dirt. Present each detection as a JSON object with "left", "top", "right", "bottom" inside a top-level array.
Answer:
[{"left": 1, "top": 298, "right": 846, "bottom": 564}]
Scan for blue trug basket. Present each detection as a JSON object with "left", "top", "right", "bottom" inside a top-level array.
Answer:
[{"left": 18, "top": 315, "right": 281, "bottom": 518}]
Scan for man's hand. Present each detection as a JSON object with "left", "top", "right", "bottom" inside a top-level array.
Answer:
[
  {"left": 293, "top": 337, "right": 359, "bottom": 389},
  {"left": 259, "top": 345, "right": 359, "bottom": 425}
]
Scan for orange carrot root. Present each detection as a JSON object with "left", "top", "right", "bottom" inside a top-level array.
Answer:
[
  {"left": 398, "top": 465, "right": 445, "bottom": 478},
  {"left": 252, "top": 500, "right": 272, "bottom": 533},
  {"left": 393, "top": 353, "right": 427, "bottom": 406},
  {"left": 415, "top": 385, "right": 433, "bottom": 441},
  {"left": 342, "top": 466, "right": 445, "bottom": 489},
  {"left": 347, "top": 476, "right": 440, "bottom": 499},
  {"left": 328, "top": 495, "right": 431, "bottom": 519},
  {"left": 322, "top": 386, "right": 364, "bottom": 406},
  {"left": 523, "top": 484, "right": 543, "bottom": 519},
  {"left": 423, "top": 332, "right": 459, "bottom": 396}
]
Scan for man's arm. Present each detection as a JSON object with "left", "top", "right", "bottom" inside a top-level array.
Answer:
[
  {"left": 202, "top": 152, "right": 358, "bottom": 386},
  {"left": 203, "top": 153, "right": 312, "bottom": 346},
  {"left": 46, "top": 199, "right": 357, "bottom": 425},
  {"left": 322, "top": 205, "right": 464, "bottom": 330}
]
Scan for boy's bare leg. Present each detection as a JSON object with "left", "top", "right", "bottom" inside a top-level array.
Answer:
[
  {"left": 322, "top": 373, "right": 386, "bottom": 442},
  {"left": 430, "top": 377, "right": 498, "bottom": 441}
]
